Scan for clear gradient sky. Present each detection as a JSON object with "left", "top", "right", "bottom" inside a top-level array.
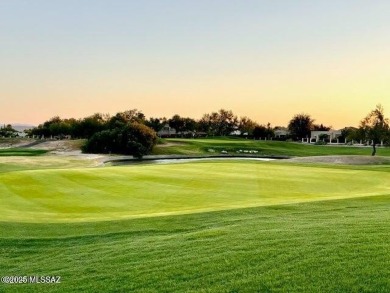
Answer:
[{"left": 1, "top": 0, "right": 389, "bottom": 128}]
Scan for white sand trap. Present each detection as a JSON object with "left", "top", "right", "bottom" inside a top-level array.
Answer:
[{"left": 284, "top": 155, "right": 390, "bottom": 165}]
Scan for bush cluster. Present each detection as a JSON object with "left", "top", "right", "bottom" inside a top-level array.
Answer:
[{"left": 82, "top": 122, "right": 157, "bottom": 158}]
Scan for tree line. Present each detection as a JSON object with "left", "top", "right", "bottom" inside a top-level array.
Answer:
[
  {"left": 18, "top": 104, "right": 390, "bottom": 157},
  {"left": 26, "top": 109, "right": 280, "bottom": 139},
  {"left": 23, "top": 108, "right": 282, "bottom": 158}
]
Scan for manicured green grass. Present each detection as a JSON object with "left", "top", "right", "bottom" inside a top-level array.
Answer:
[
  {"left": 153, "top": 137, "right": 390, "bottom": 157},
  {"left": 0, "top": 148, "right": 47, "bottom": 156},
  {"left": 1, "top": 196, "right": 389, "bottom": 292},
  {"left": 1, "top": 158, "right": 389, "bottom": 292},
  {"left": 1, "top": 160, "right": 390, "bottom": 222}
]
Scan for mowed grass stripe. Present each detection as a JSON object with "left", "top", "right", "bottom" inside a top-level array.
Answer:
[
  {"left": 1, "top": 160, "right": 390, "bottom": 222},
  {"left": 0, "top": 148, "right": 48, "bottom": 156}
]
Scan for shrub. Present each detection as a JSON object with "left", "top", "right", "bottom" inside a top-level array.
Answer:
[
  {"left": 82, "top": 122, "right": 157, "bottom": 158},
  {"left": 314, "top": 140, "right": 327, "bottom": 145}
]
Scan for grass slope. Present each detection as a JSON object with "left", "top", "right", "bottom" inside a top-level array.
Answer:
[
  {"left": 1, "top": 161, "right": 390, "bottom": 222},
  {"left": 153, "top": 137, "right": 390, "bottom": 157},
  {"left": 1, "top": 196, "right": 389, "bottom": 292}
]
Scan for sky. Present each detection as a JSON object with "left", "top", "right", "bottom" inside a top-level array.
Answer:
[{"left": 1, "top": 0, "right": 390, "bottom": 128}]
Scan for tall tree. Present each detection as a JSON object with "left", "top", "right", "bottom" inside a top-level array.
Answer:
[
  {"left": 239, "top": 116, "right": 257, "bottom": 135},
  {"left": 77, "top": 113, "right": 108, "bottom": 138},
  {"left": 359, "top": 104, "right": 389, "bottom": 156},
  {"left": 108, "top": 109, "right": 144, "bottom": 129},
  {"left": 183, "top": 117, "right": 197, "bottom": 132},
  {"left": 339, "top": 127, "right": 358, "bottom": 143},
  {"left": 117, "top": 109, "right": 145, "bottom": 123},
  {"left": 216, "top": 109, "right": 238, "bottom": 136},
  {"left": 312, "top": 123, "right": 332, "bottom": 131},
  {"left": 145, "top": 117, "right": 167, "bottom": 132},
  {"left": 197, "top": 113, "right": 213, "bottom": 135},
  {"left": 253, "top": 123, "right": 274, "bottom": 139},
  {"left": 288, "top": 113, "right": 314, "bottom": 140},
  {"left": 197, "top": 110, "right": 238, "bottom": 136},
  {"left": 168, "top": 115, "right": 186, "bottom": 134}
]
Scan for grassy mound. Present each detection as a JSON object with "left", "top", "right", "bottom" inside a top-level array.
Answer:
[{"left": 1, "top": 160, "right": 389, "bottom": 222}]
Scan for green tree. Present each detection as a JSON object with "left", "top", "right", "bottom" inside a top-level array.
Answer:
[
  {"left": 145, "top": 117, "right": 167, "bottom": 132},
  {"left": 253, "top": 123, "right": 274, "bottom": 139},
  {"left": 339, "top": 127, "right": 356, "bottom": 142},
  {"left": 122, "top": 122, "right": 158, "bottom": 158},
  {"left": 340, "top": 127, "right": 366, "bottom": 143},
  {"left": 359, "top": 104, "right": 389, "bottom": 156},
  {"left": 168, "top": 115, "right": 185, "bottom": 134},
  {"left": 216, "top": 109, "right": 238, "bottom": 136},
  {"left": 183, "top": 117, "right": 197, "bottom": 132},
  {"left": 107, "top": 109, "right": 144, "bottom": 129},
  {"left": 82, "top": 122, "right": 157, "bottom": 158},
  {"left": 312, "top": 123, "right": 331, "bottom": 131},
  {"left": 239, "top": 116, "right": 257, "bottom": 135},
  {"left": 77, "top": 113, "right": 108, "bottom": 138},
  {"left": 0, "top": 124, "right": 18, "bottom": 137},
  {"left": 198, "top": 109, "right": 238, "bottom": 136},
  {"left": 198, "top": 113, "right": 216, "bottom": 135},
  {"left": 288, "top": 113, "right": 314, "bottom": 140}
]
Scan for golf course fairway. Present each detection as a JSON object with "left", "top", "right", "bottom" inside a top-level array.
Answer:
[
  {"left": 1, "top": 160, "right": 389, "bottom": 222},
  {"left": 1, "top": 157, "right": 390, "bottom": 292}
]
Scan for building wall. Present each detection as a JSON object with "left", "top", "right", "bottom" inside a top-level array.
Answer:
[{"left": 310, "top": 130, "right": 342, "bottom": 141}]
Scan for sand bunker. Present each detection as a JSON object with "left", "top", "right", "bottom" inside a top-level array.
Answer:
[{"left": 284, "top": 155, "right": 390, "bottom": 165}]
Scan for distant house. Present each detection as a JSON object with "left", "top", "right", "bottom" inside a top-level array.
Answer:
[
  {"left": 157, "top": 124, "right": 207, "bottom": 138},
  {"left": 229, "top": 130, "right": 242, "bottom": 136},
  {"left": 310, "top": 129, "right": 342, "bottom": 143},
  {"left": 195, "top": 132, "right": 208, "bottom": 137},
  {"left": 274, "top": 127, "right": 289, "bottom": 139},
  {"left": 17, "top": 131, "right": 28, "bottom": 138},
  {"left": 157, "top": 124, "right": 176, "bottom": 137}
]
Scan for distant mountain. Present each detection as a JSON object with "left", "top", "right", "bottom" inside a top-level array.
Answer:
[
  {"left": 13, "top": 124, "right": 36, "bottom": 132},
  {"left": 0, "top": 123, "right": 36, "bottom": 132}
]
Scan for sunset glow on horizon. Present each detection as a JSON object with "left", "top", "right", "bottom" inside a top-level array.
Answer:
[{"left": 1, "top": 1, "right": 390, "bottom": 128}]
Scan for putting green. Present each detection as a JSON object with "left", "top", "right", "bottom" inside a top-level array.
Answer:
[{"left": 1, "top": 160, "right": 389, "bottom": 222}]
